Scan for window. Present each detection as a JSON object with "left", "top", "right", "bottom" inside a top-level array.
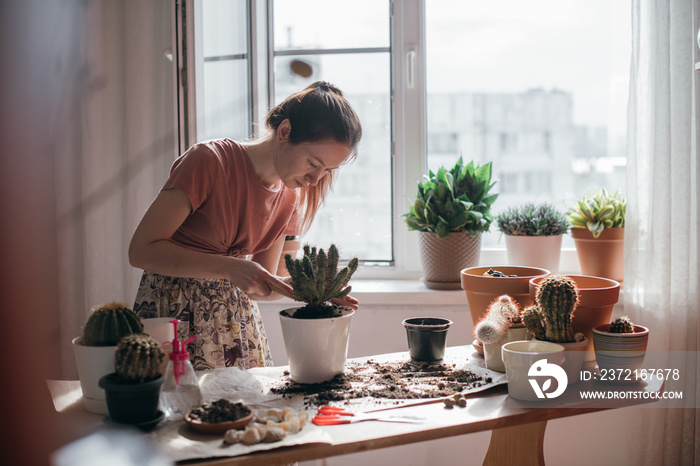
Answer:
[{"left": 178, "top": 0, "right": 630, "bottom": 270}]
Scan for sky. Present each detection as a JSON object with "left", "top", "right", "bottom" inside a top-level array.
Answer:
[{"left": 272, "top": 0, "right": 632, "bottom": 128}]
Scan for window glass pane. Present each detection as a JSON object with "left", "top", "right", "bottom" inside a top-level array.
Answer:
[
  {"left": 197, "top": 0, "right": 249, "bottom": 142},
  {"left": 273, "top": 0, "right": 390, "bottom": 51},
  {"left": 201, "top": 60, "right": 249, "bottom": 140},
  {"left": 273, "top": 52, "right": 392, "bottom": 261},
  {"left": 426, "top": 0, "right": 631, "bottom": 248},
  {"left": 202, "top": 0, "right": 247, "bottom": 57}
]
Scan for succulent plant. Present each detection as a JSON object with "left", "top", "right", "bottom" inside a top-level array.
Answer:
[
  {"left": 496, "top": 202, "right": 569, "bottom": 236},
  {"left": 284, "top": 243, "right": 359, "bottom": 318},
  {"left": 567, "top": 188, "right": 626, "bottom": 238},
  {"left": 82, "top": 302, "right": 144, "bottom": 346},
  {"left": 609, "top": 315, "right": 635, "bottom": 333},
  {"left": 404, "top": 158, "right": 498, "bottom": 238},
  {"left": 475, "top": 295, "right": 521, "bottom": 344},
  {"left": 522, "top": 275, "right": 581, "bottom": 343},
  {"left": 114, "top": 333, "right": 165, "bottom": 383}
]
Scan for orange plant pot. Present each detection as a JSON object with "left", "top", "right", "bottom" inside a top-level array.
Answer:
[
  {"left": 460, "top": 266, "right": 550, "bottom": 340},
  {"left": 571, "top": 227, "right": 624, "bottom": 284},
  {"left": 529, "top": 275, "right": 620, "bottom": 367}
]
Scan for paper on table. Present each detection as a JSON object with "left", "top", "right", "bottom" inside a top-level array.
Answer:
[{"left": 144, "top": 367, "right": 333, "bottom": 462}]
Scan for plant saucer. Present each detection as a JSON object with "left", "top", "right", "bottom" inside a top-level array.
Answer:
[
  {"left": 104, "top": 410, "right": 164, "bottom": 432},
  {"left": 472, "top": 340, "right": 484, "bottom": 356},
  {"left": 184, "top": 410, "right": 254, "bottom": 434}
]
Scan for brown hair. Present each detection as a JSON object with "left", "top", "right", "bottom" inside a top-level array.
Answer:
[{"left": 265, "top": 81, "right": 362, "bottom": 234}]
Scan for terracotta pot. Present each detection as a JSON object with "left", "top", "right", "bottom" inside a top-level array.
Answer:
[
  {"left": 461, "top": 266, "right": 550, "bottom": 339},
  {"left": 419, "top": 231, "right": 481, "bottom": 290},
  {"left": 504, "top": 234, "right": 563, "bottom": 274},
  {"left": 529, "top": 275, "right": 620, "bottom": 368},
  {"left": 279, "top": 308, "right": 354, "bottom": 384},
  {"left": 571, "top": 227, "right": 624, "bottom": 283}
]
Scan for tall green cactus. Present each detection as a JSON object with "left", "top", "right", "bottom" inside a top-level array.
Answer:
[
  {"left": 114, "top": 334, "right": 165, "bottom": 383},
  {"left": 522, "top": 275, "right": 580, "bottom": 343},
  {"left": 82, "top": 302, "right": 144, "bottom": 346},
  {"left": 284, "top": 243, "right": 358, "bottom": 318}
]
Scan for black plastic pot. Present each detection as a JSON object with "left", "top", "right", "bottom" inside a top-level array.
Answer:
[
  {"left": 99, "top": 373, "right": 164, "bottom": 430},
  {"left": 402, "top": 317, "right": 453, "bottom": 361}
]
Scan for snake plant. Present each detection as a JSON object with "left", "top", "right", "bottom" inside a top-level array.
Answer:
[
  {"left": 567, "top": 188, "right": 626, "bottom": 238},
  {"left": 404, "top": 158, "right": 498, "bottom": 239}
]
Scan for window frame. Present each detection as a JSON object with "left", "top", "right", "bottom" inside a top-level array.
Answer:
[{"left": 175, "top": 0, "right": 583, "bottom": 280}]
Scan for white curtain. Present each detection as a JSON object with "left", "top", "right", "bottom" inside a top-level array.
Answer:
[
  {"left": 53, "top": 0, "right": 175, "bottom": 378},
  {"left": 626, "top": 0, "right": 699, "bottom": 464}
]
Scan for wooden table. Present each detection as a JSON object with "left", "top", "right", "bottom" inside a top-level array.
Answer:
[{"left": 50, "top": 346, "right": 663, "bottom": 466}]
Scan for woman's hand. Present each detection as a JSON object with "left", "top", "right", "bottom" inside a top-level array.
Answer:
[
  {"left": 331, "top": 294, "right": 359, "bottom": 310},
  {"left": 228, "top": 259, "right": 294, "bottom": 299}
]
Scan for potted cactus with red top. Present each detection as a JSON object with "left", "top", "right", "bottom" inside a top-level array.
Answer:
[{"left": 99, "top": 333, "right": 166, "bottom": 429}]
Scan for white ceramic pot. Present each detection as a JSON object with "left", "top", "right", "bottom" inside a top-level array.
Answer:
[
  {"left": 72, "top": 336, "right": 116, "bottom": 414},
  {"left": 279, "top": 309, "right": 355, "bottom": 384},
  {"left": 535, "top": 337, "right": 588, "bottom": 384},
  {"left": 504, "top": 234, "right": 563, "bottom": 274},
  {"left": 501, "top": 340, "right": 566, "bottom": 401},
  {"left": 483, "top": 325, "right": 529, "bottom": 373}
]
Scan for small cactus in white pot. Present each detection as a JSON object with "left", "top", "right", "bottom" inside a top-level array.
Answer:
[{"left": 475, "top": 295, "right": 529, "bottom": 372}]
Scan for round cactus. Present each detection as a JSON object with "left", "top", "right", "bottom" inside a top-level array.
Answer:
[
  {"left": 475, "top": 318, "right": 509, "bottom": 344},
  {"left": 114, "top": 334, "right": 165, "bottom": 383},
  {"left": 82, "top": 302, "right": 144, "bottom": 346},
  {"left": 610, "top": 315, "right": 635, "bottom": 333}
]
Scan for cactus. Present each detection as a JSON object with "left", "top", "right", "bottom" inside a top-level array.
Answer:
[
  {"left": 522, "top": 275, "right": 580, "bottom": 343},
  {"left": 475, "top": 295, "right": 521, "bottom": 344},
  {"left": 82, "top": 302, "right": 144, "bottom": 346},
  {"left": 610, "top": 315, "right": 635, "bottom": 333},
  {"left": 114, "top": 334, "right": 165, "bottom": 383},
  {"left": 284, "top": 243, "right": 359, "bottom": 318},
  {"left": 521, "top": 305, "right": 547, "bottom": 341}
]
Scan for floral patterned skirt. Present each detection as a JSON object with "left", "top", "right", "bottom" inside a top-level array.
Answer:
[{"left": 133, "top": 271, "right": 273, "bottom": 371}]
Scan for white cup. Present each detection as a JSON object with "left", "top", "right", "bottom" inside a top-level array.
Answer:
[
  {"left": 502, "top": 340, "right": 566, "bottom": 401},
  {"left": 142, "top": 317, "right": 175, "bottom": 346}
]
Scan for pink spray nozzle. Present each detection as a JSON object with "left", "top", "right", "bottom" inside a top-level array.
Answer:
[{"left": 168, "top": 319, "right": 197, "bottom": 385}]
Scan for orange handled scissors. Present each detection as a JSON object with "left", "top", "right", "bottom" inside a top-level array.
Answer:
[{"left": 312, "top": 406, "right": 424, "bottom": 426}]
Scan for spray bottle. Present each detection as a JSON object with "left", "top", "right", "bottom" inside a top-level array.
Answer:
[{"left": 160, "top": 319, "right": 202, "bottom": 418}]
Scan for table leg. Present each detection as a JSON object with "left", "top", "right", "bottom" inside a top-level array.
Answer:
[{"left": 482, "top": 420, "right": 547, "bottom": 466}]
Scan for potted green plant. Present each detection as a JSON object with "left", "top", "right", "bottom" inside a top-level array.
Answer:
[
  {"left": 475, "top": 295, "right": 529, "bottom": 372},
  {"left": 593, "top": 316, "right": 649, "bottom": 373},
  {"left": 279, "top": 244, "right": 359, "bottom": 383},
  {"left": 567, "top": 188, "right": 626, "bottom": 282},
  {"left": 460, "top": 265, "right": 550, "bottom": 354},
  {"left": 71, "top": 302, "right": 144, "bottom": 414},
  {"left": 404, "top": 158, "right": 499, "bottom": 289},
  {"left": 522, "top": 275, "right": 588, "bottom": 384},
  {"left": 99, "top": 333, "right": 166, "bottom": 430},
  {"left": 496, "top": 202, "right": 569, "bottom": 273}
]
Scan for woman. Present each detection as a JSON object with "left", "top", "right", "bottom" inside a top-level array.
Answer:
[{"left": 129, "top": 81, "right": 362, "bottom": 370}]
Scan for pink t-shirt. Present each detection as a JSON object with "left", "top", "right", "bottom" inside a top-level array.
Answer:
[{"left": 163, "top": 138, "right": 299, "bottom": 257}]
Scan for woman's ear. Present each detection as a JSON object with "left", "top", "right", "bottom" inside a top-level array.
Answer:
[{"left": 276, "top": 119, "right": 291, "bottom": 142}]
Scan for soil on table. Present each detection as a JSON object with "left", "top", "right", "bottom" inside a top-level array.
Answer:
[{"left": 270, "top": 359, "right": 492, "bottom": 408}]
